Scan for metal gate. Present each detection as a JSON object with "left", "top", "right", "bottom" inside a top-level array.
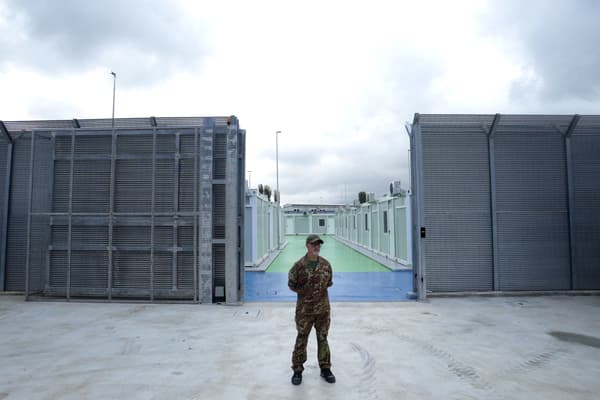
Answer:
[
  {"left": 410, "top": 114, "right": 600, "bottom": 298},
  {"left": 570, "top": 116, "right": 600, "bottom": 289},
  {"left": 0, "top": 116, "right": 245, "bottom": 303},
  {"left": 0, "top": 123, "right": 12, "bottom": 290}
]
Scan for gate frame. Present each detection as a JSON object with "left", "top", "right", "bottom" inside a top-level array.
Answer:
[
  {"left": 24, "top": 126, "right": 210, "bottom": 302},
  {"left": 409, "top": 113, "right": 591, "bottom": 299}
]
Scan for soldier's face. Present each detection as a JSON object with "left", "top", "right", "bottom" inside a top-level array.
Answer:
[{"left": 307, "top": 241, "right": 321, "bottom": 257}]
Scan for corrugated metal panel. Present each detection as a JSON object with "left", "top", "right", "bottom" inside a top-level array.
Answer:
[
  {"left": 154, "top": 159, "right": 175, "bottom": 212},
  {"left": 114, "top": 225, "right": 151, "bottom": 248},
  {"left": 494, "top": 130, "right": 570, "bottom": 290},
  {"left": 153, "top": 252, "right": 172, "bottom": 289},
  {"left": 180, "top": 130, "right": 197, "bottom": 154},
  {"left": 74, "top": 225, "right": 109, "bottom": 247},
  {"left": 5, "top": 138, "right": 31, "bottom": 290},
  {"left": 421, "top": 124, "right": 494, "bottom": 292},
  {"left": 213, "top": 184, "right": 225, "bottom": 239},
  {"left": 117, "top": 132, "right": 156, "bottom": 154},
  {"left": 419, "top": 114, "right": 495, "bottom": 125},
  {"left": 74, "top": 134, "right": 112, "bottom": 155},
  {"left": 179, "top": 158, "right": 195, "bottom": 212},
  {"left": 213, "top": 131, "right": 226, "bottom": 180},
  {"left": 52, "top": 160, "right": 70, "bottom": 212},
  {"left": 177, "top": 252, "right": 194, "bottom": 289},
  {"left": 213, "top": 243, "right": 225, "bottom": 301},
  {"left": 571, "top": 118, "right": 600, "bottom": 289},
  {"left": 157, "top": 116, "right": 229, "bottom": 127},
  {"left": 112, "top": 251, "right": 151, "bottom": 289},
  {"left": 3, "top": 116, "right": 233, "bottom": 140},
  {"left": 73, "top": 160, "right": 111, "bottom": 213},
  {"left": 28, "top": 216, "right": 50, "bottom": 293},
  {"left": 3, "top": 120, "right": 74, "bottom": 134},
  {"left": 49, "top": 250, "right": 67, "bottom": 288},
  {"left": 0, "top": 140, "right": 10, "bottom": 289},
  {"left": 115, "top": 160, "right": 153, "bottom": 212},
  {"left": 69, "top": 251, "right": 109, "bottom": 289}
]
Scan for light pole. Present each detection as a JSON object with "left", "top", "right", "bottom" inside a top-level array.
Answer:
[
  {"left": 110, "top": 71, "right": 116, "bottom": 129},
  {"left": 276, "top": 130, "right": 281, "bottom": 248},
  {"left": 248, "top": 170, "right": 252, "bottom": 189}
]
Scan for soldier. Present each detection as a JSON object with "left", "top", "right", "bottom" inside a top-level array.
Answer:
[{"left": 288, "top": 234, "right": 336, "bottom": 385}]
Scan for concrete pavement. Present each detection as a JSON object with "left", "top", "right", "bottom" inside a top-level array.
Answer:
[{"left": 1, "top": 294, "right": 599, "bottom": 399}]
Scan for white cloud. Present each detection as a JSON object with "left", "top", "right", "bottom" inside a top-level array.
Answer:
[{"left": 1, "top": 0, "right": 598, "bottom": 205}]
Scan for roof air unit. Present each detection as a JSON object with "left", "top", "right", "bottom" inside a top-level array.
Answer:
[{"left": 390, "top": 180, "right": 403, "bottom": 196}]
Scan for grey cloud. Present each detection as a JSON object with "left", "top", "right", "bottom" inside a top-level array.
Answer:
[
  {"left": 277, "top": 131, "right": 410, "bottom": 204},
  {"left": 272, "top": 47, "right": 437, "bottom": 203},
  {"left": 0, "top": 0, "right": 208, "bottom": 87},
  {"left": 485, "top": 0, "right": 600, "bottom": 102},
  {"left": 375, "top": 48, "right": 445, "bottom": 116}
]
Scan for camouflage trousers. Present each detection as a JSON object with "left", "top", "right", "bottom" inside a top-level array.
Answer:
[{"left": 291, "top": 312, "right": 331, "bottom": 372}]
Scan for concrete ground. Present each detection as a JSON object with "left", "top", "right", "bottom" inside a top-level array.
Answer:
[{"left": 1, "top": 294, "right": 599, "bottom": 400}]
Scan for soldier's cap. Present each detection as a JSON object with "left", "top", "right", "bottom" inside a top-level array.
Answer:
[{"left": 306, "top": 234, "right": 324, "bottom": 245}]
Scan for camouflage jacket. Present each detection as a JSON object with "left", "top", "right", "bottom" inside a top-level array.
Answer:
[{"left": 288, "top": 255, "right": 333, "bottom": 315}]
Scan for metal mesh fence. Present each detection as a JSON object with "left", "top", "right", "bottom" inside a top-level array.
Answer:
[
  {"left": 411, "top": 114, "right": 600, "bottom": 296},
  {"left": 13, "top": 119, "right": 244, "bottom": 303}
]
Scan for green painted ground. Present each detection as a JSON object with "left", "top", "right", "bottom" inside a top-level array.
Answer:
[{"left": 266, "top": 235, "right": 391, "bottom": 272}]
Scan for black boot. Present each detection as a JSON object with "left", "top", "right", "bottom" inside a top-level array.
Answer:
[
  {"left": 291, "top": 371, "right": 302, "bottom": 385},
  {"left": 320, "top": 368, "right": 336, "bottom": 383}
]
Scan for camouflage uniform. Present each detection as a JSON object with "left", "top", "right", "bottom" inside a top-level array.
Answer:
[{"left": 288, "top": 254, "right": 333, "bottom": 372}]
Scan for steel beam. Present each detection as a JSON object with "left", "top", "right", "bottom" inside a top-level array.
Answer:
[
  {"left": 0, "top": 121, "right": 13, "bottom": 144},
  {"left": 410, "top": 114, "right": 426, "bottom": 300},
  {"left": 225, "top": 120, "right": 239, "bottom": 304},
  {"left": 46, "top": 134, "right": 56, "bottom": 291},
  {"left": 66, "top": 130, "right": 76, "bottom": 300},
  {"left": 25, "top": 132, "right": 36, "bottom": 300},
  {"left": 172, "top": 133, "right": 181, "bottom": 291},
  {"left": 53, "top": 154, "right": 188, "bottom": 161},
  {"left": 193, "top": 128, "right": 199, "bottom": 303},
  {"left": 199, "top": 120, "right": 214, "bottom": 303},
  {"left": 237, "top": 129, "right": 246, "bottom": 301},
  {"left": 107, "top": 129, "right": 117, "bottom": 300},
  {"left": 564, "top": 114, "right": 580, "bottom": 289},
  {"left": 0, "top": 141, "right": 13, "bottom": 290},
  {"left": 150, "top": 129, "right": 156, "bottom": 301},
  {"left": 487, "top": 113, "right": 501, "bottom": 290}
]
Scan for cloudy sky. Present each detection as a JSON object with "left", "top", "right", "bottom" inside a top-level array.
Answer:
[{"left": 1, "top": 0, "right": 599, "bottom": 204}]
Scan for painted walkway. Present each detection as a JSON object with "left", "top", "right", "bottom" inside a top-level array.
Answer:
[{"left": 245, "top": 236, "right": 413, "bottom": 301}]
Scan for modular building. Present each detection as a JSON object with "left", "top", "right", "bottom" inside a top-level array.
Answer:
[
  {"left": 334, "top": 194, "right": 412, "bottom": 266},
  {"left": 244, "top": 188, "right": 283, "bottom": 267},
  {"left": 409, "top": 114, "right": 600, "bottom": 299},
  {"left": 0, "top": 116, "right": 245, "bottom": 303},
  {"left": 283, "top": 204, "right": 340, "bottom": 236}
]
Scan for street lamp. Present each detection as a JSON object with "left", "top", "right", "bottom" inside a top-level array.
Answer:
[
  {"left": 248, "top": 170, "right": 252, "bottom": 189},
  {"left": 276, "top": 130, "right": 281, "bottom": 248},
  {"left": 276, "top": 131, "right": 281, "bottom": 201},
  {"left": 110, "top": 71, "right": 116, "bottom": 129}
]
